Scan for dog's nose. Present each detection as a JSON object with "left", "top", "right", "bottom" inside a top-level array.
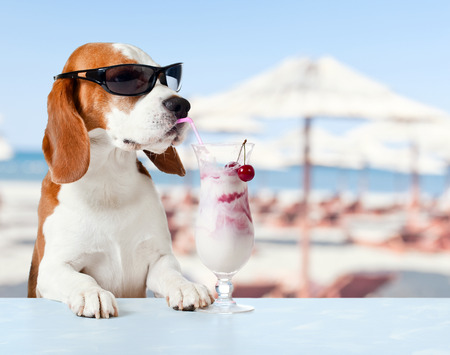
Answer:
[{"left": 163, "top": 97, "right": 191, "bottom": 119}]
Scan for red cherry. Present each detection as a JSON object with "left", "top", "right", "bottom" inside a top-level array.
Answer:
[{"left": 237, "top": 165, "right": 255, "bottom": 182}]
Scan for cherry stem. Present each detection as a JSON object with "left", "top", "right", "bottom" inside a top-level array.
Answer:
[
  {"left": 244, "top": 141, "right": 247, "bottom": 164},
  {"left": 237, "top": 139, "right": 247, "bottom": 164}
]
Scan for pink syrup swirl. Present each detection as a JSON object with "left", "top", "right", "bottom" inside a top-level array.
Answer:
[{"left": 176, "top": 117, "right": 204, "bottom": 144}]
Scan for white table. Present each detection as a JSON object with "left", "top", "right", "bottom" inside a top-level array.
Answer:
[{"left": 0, "top": 298, "right": 449, "bottom": 354}]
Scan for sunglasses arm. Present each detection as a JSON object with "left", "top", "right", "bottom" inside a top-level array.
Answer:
[{"left": 53, "top": 69, "right": 103, "bottom": 84}]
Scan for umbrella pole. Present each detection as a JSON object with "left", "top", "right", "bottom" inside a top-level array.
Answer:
[
  {"left": 408, "top": 142, "right": 420, "bottom": 229},
  {"left": 410, "top": 142, "right": 420, "bottom": 208},
  {"left": 300, "top": 117, "right": 312, "bottom": 297},
  {"left": 358, "top": 162, "right": 369, "bottom": 208}
]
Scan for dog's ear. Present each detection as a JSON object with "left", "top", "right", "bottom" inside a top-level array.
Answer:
[
  {"left": 143, "top": 146, "right": 186, "bottom": 176},
  {"left": 43, "top": 79, "right": 90, "bottom": 184}
]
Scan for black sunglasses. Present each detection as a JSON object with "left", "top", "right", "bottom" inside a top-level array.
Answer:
[{"left": 54, "top": 63, "right": 183, "bottom": 96}]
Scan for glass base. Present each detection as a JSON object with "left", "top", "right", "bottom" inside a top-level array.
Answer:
[
  {"left": 197, "top": 275, "right": 254, "bottom": 314},
  {"left": 197, "top": 300, "right": 254, "bottom": 314}
]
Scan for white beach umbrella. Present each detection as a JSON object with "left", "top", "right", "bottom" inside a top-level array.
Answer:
[
  {"left": 347, "top": 121, "right": 448, "bottom": 207},
  {"left": 272, "top": 126, "right": 445, "bottom": 205},
  {"left": 190, "top": 56, "right": 450, "bottom": 297},
  {"left": 408, "top": 121, "right": 450, "bottom": 162},
  {"left": 0, "top": 137, "right": 13, "bottom": 161},
  {"left": 273, "top": 126, "right": 361, "bottom": 168},
  {"left": 190, "top": 56, "right": 449, "bottom": 122},
  {"left": 347, "top": 120, "right": 450, "bottom": 150},
  {"left": 413, "top": 122, "right": 450, "bottom": 193},
  {"left": 278, "top": 125, "right": 446, "bottom": 173},
  {"left": 0, "top": 114, "right": 13, "bottom": 161},
  {"left": 346, "top": 121, "right": 449, "bottom": 176}
]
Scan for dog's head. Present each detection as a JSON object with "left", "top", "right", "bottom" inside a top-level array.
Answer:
[{"left": 44, "top": 42, "right": 189, "bottom": 184}]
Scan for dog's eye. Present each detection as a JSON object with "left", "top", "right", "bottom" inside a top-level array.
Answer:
[
  {"left": 105, "top": 66, "right": 152, "bottom": 95},
  {"left": 109, "top": 68, "right": 141, "bottom": 83}
]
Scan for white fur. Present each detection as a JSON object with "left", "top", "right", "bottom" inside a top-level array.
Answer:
[
  {"left": 37, "top": 129, "right": 212, "bottom": 316},
  {"left": 108, "top": 44, "right": 186, "bottom": 153},
  {"left": 113, "top": 43, "right": 157, "bottom": 66},
  {"left": 36, "top": 44, "right": 212, "bottom": 318},
  {"left": 107, "top": 84, "right": 181, "bottom": 154}
]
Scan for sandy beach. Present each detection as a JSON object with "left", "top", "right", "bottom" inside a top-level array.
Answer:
[
  {"left": 1, "top": 180, "right": 450, "bottom": 298},
  {"left": 0, "top": 181, "right": 40, "bottom": 296}
]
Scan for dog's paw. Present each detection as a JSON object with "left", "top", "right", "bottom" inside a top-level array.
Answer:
[
  {"left": 166, "top": 282, "right": 215, "bottom": 311},
  {"left": 68, "top": 288, "right": 118, "bottom": 319}
]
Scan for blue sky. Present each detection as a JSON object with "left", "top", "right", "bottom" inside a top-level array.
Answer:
[{"left": 0, "top": 0, "right": 449, "bottom": 150}]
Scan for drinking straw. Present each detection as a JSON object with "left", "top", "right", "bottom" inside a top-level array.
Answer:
[{"left": 177, "top": 117, "right": 204, "bottom": 145}]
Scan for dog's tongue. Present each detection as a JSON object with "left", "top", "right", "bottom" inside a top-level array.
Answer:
[{"left": 177, "top": 117, "right": 203, "bottom": 144}]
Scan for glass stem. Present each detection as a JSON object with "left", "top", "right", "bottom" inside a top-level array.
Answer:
[{"left": 215, "top": 277, "right": 236, "bottom": 305}]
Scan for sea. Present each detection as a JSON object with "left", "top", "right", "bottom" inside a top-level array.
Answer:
[{"left": 0, "top": 151, "right": 448, "bottom": 198}]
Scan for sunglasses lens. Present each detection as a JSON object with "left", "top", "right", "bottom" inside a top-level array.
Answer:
[
  {"left": 105, "top": 65, "right": 154, "bottom": 95},
  {"left": 165, "top": 64, "right": 182, "bottom": 92}
]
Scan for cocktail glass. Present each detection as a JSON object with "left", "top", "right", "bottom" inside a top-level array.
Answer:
[{"left": 192, "top": 143, "right": 255, "bottom": 314}]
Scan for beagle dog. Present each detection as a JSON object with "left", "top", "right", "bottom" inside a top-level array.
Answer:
[{"left": 28, "top": 42, "right": 214, "bottom": 318}]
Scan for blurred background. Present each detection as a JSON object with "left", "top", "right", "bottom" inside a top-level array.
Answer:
[{"left": 1, "top": 0, "right": 450, "bottom": 298}]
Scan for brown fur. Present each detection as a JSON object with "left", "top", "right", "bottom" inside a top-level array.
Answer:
[
  {"left": 28, "top": 174, "right": 61, "bottom": 297},
  {"left": 144, "top": 147, "right": 186, "bottom": 177},
  {"left": 43, "top": 78, "right": 91, "bottom": 184}
]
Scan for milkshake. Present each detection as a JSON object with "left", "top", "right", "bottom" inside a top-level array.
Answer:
[
  {"left": 192, "top": 140, "right": 256, "bottom": 314},
  {"left": 194, "top": 155, "right": 254, "bottom": 275}
]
